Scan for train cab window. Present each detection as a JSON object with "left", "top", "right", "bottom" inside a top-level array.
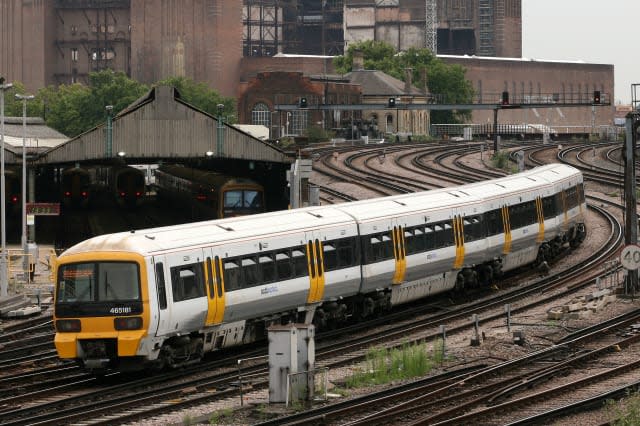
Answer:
[
  {"left": 155, "top": 262, "right": 167, "bottom": 309},
  {"left": 245, "top": 191, "right": 263, "bottom": 208},
  {"left": 242, "top": 257, "right": 260, "bottom": 287},
  {"left": 323, "top": 243, "right": 338, "bottom": 271},
  {"left": 260, "top": 255, "right": 275, "bottom": 283},
  {"left": 170, "top": 264, "right": 205, "bottom": 302},
  {"left": 292, "top": 249, "right": 308, "bottom": 277},
  {"left": 223, "top": 260, "right": 241, "bottom": 291},
  {"left": 275, "top": 252, "right": 292, "bottom": 279},
  {"left": 57, "top": 262, "right": 141, "bottom": 304}
]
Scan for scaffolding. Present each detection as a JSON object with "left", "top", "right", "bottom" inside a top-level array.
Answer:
[
  {"left": 425, "top": 0, "right": 437, "bottom": 53},
  {"left": 478, "top": 0, "right": 494, "bottom": 56},
  {"left": 243, "top": 0, "right": 344, "bottom": 56}
]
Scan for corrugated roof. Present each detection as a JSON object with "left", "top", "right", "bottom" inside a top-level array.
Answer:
[{"left": 345, "top": 70, "right": 423, "bottom": 96}]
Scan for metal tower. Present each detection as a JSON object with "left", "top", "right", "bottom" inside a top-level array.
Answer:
[{"left": 425, "top": 0, "right": 437, "bottom": 53}]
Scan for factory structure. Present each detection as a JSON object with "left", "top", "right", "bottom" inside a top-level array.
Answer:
[{"left": 0, "top": 0, "right": 614, "bottom": 136}]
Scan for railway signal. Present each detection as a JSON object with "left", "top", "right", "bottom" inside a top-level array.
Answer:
[
  {"left": 387, "top": 97, "right": 396, "bottom": 108},
  {"left": 593, "top": 90, "right": 601, "bottom": 104}
]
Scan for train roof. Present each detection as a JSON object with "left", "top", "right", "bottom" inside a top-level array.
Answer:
[
  {"left": 60, "top": 205, "right": 357, "bottom": 256},
  {"left": 59, "top": 164, "right": 582, "bottom": 259}
]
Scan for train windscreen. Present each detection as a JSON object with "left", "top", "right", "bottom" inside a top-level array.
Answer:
[
  {"left": 223, "top": 189, "right": 263, "bottom": 216},
  {"left": 57, "top": 262, "right": 140, "bottom": 304}
]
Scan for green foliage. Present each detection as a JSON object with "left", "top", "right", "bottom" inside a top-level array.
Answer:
[
  {"left": 6, "top": 71, "right": 233, "bottom": 138},
  {"left": 345, "top": 342, "right": 437, "bottom": 388},
  {"left": 304, "top": 125, "right": 335, "bottom": 143},
  {"left": 156, "top": 76, "right": 236, "bottom": 122},
  {"left": 334, "top": 40, "right": 474, "bottom": 124},
  {"left": 209, "top": 408, "right": 234, "bottom": 424},
  {"left": 607, "top": 391, "right": 640, "bottom": 425},
  {"left": 491, "top": 150, "right": 513, "bottom": 171}
]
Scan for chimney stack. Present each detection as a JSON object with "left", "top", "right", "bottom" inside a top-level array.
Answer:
[{"left": 404, "top": 67, "right": 413, "bottom": 94}]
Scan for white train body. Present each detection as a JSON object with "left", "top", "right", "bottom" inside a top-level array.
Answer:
[{"left": 53, "top": 164, "right": 586, "bottom": 371}]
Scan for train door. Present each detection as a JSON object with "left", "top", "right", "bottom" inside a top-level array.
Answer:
[
  {"left": 451, "top": 211, "right": 465, "bottom": 269},
  {"left": 162, "top": 249, "right": 208, "bottom": 332},
  {"left": 151, "top": 256, "right": 172, "bottom": 337},
  {"left": 305, "top": 233, "right": 326, "bottom": 304}
]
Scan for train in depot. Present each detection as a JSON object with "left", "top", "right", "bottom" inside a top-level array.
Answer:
[
  {"left": 61, "top": 167, "right": 91, "bottom": 209},
  {"left": 4, "top": 166, "right": 21, "bottom": 216},
  {"left": 109, "top": 165, "right": 146, "bottom": 208},
  {"left": 154, "top": 164, "right": 265, "bottom": 220},
  {"left": 53, "top": 164, "right": 587, "bottom": 372}
]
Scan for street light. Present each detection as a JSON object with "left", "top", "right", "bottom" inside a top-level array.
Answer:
[
  {"left": 0, "top": 77, "right": 13, "bottom": 298},
  {"left": 15, "top": 93, "right": 34, "bottom": 266},
  {"left": 105, "top": 105, "right": 113, "bottom": 157}
]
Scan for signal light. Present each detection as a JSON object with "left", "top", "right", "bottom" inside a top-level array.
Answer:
[
  {"left": 387, "top": 97, "right": 396, "bottom": 108},
  {"left": 299, "top": 97, "right": 308, "bottom": 108},
  {"left": 501, "top": 91, "right": 509, "bottom": 105},
  {"left": 593, "top": 90, "right": 601, "bottom": 104}
]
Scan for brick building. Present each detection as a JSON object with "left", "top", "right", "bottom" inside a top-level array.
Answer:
[{"left": 0, "top": 0, "right": 241, "bottom": 97}]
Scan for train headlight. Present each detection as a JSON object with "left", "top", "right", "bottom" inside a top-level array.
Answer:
[
  {"left": 56, "top": 319, "right": 81, "bottom": 332},
  {"left": 114, "top": 317, "right": 143, "bottom": 330}
]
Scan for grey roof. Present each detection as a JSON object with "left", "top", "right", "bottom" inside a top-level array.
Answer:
[
  {"left": 1, "top": 117, "right": 68, "bottom": 139},
  {"left": 345, "top": 70, "right": 423, "bottom": 96}
]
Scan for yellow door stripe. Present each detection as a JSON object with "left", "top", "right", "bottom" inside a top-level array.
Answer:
[
  {"left": 204, "top": 258, "right": 216, "bottom": 326},
  {"left": 213, "top": 257, "right": 225, "bottom": 324},
  {"left": 536, "top": 197, "right": 545, "bottom": 243},
  {"left": 503, "top": 206, "right": 512, "bottom": 254},
  {"left": 315, "top": 240, "right": 325, "bottom": 302},
  {"left": 393, "top": 227, "right": 407, "bottom": 285},
  {"left": 306, "top": 241, "right": 317, "bottom": 304},
  {"left": 453, "top": 216, "right": 465, "bottom": 269}
]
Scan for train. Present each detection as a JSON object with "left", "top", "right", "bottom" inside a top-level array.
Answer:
[
  {"left": 154, "top": 165, "right": 265, "bottom": 220},
  {"left": 53, "top": 164, "right": 586, "bottom": 372},
  {"left": 4, "top": 166, "right": 21, "bottom": 216},
  {"left": 110, "top": 165, "right": 146, "bottom": 208},
  {"left": 61, "top": 167, "right": 91, "bottom": 209}
]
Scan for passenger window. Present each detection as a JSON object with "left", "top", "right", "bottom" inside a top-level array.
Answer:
[
  {"left": 292, "top": 249, "right": 308, "bottom": 278},
  {"left": 275, "top": 252, "right": 292, "bottom": 279},
  {"left": 323, "top": 243, "right": 337, "bottom": 271},
  {"left": 260, "top": 254, "right": 275, "bottom": 283},
  {"left": 223, "top": 260, "right": 241, "bottom": 291},
  {"left": 242, "top": 257, "right": 260, "bottom": 287},
  {"left": 170, "top": 263, "right": 205, "bottom": 302}
]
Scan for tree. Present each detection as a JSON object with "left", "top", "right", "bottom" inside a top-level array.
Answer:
[
  {"left": 34, "top": 70, "right": 148, "bottom": 137},
  {"left": 334, "top": 40, "right": 475, "bottom": 124},
  {"left": 155, "top": 76, "right": 236, "bottom": 122}
]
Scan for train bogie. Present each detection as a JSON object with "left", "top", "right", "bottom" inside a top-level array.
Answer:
[{"left": 53, "top": 164, "right": 587, "bottom": 372}]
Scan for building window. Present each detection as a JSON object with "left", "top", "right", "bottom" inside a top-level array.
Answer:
[
  {"left": 71, "top": 48, "right": 78, "bottom": 62},
  {"left": 290, "top": 110, "right": 308, "bottom": 136},
  {"left": 91, "top": 48, "right": 115, "bottom": 61},
  {"left": 251, "top": 103, "right": 271, "bottom": 128}
]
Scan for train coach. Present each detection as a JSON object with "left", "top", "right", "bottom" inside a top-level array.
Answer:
[
  {"left": 154, "top": 164, "right": 265, "bottom": 219},
  {"left": 53, "top": 164, "right": 586, "bottom": 372}
]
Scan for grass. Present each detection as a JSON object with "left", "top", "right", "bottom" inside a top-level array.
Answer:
[
  {"left": 344, "top": 340, "right": 445, "bottom": 388},
  {"left": 606, "top": 390, "right": 640, "bottom": 425}
]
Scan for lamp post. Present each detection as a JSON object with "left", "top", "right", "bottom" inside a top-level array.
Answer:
[
  {"left": 15, "top": 93, "right": 34, "bottom": 264},
  {"left": 105, "top": 105, "right": 113, "bottom": 157},
  {"left": 0, "top": 78, "right": 13, "bottom": 298},
  {"left": 216, "top": 104, "right": 224, "bottom": 157}
]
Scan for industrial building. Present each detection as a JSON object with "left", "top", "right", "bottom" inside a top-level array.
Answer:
[
  {"left": 243, "top": 0, "right": 522, "bottom": 58},
  {"left": 0, "top": 0, "right": 242, "bottom": 97}
]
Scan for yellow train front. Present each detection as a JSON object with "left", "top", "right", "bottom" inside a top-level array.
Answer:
[{"left": 53, "top": 250, "right": 152, "bottom": 371}]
